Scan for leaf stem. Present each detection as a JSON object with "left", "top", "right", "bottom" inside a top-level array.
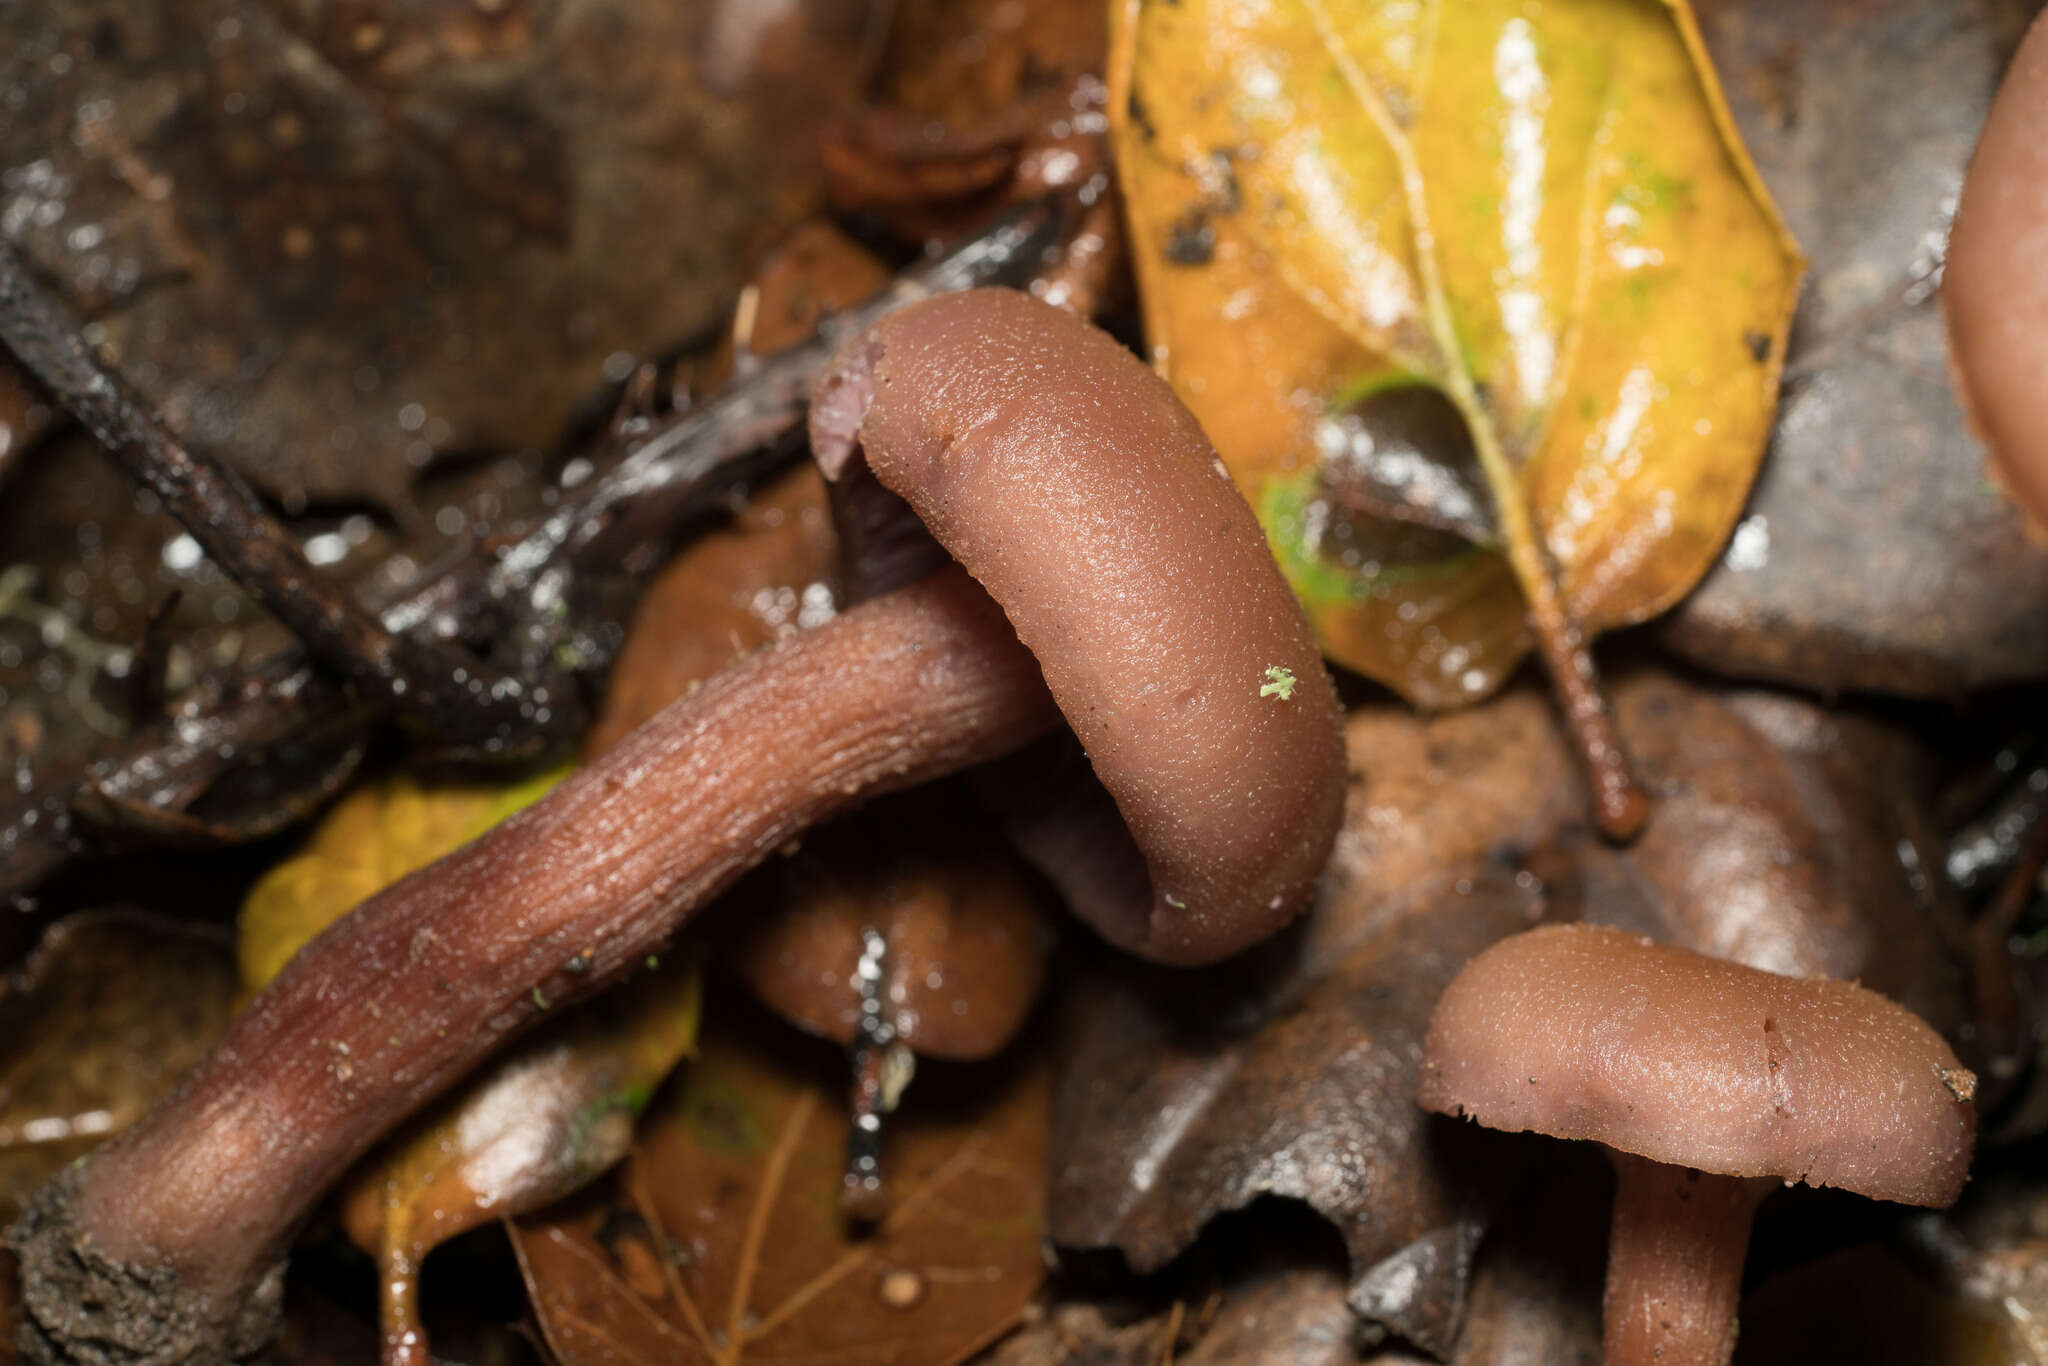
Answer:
[{"left": 1300, "top": 0, "right": 1647, "bottom": 840}]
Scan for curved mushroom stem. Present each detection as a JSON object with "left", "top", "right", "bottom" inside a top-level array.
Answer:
[
  {"left": 1602, "top": 1151, "right": 1771, "bottom": 1366},
  {"left": 10, "top": 568, "right": 1057, "bottom": 1366}
]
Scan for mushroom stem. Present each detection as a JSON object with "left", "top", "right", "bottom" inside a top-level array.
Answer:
[
  {"left": 1602, "top": 1151, "right": 1770, "bottom": 1366},
  {"left": 10, "top": 568, "right": 1057, "bottom": 1365}
]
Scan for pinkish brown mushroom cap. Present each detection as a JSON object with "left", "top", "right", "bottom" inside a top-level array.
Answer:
[
  {"left": 1419, "top": 923, "right": 1976, "bottom": 1207},
  {"left": 811, "top": 288, "right": 1346, "bottom": 966},
  {"left": 1945, "top": 6, "right": 2048, "bottom": 531}
]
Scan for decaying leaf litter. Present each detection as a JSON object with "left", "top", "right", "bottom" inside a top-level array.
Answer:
[{"left": 1, "top": 0, "right": 2047, "bottom": 1362}]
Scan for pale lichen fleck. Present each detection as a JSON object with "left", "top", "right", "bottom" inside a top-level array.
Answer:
[{"left": 1260, "top": 665, "right": 1297, "bottom": 700}]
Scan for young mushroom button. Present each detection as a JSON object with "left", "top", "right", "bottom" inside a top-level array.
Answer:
[
  {"left": 1419, "top": 923, "right": 1977, "bottom": 1366},
  {"left": 7, "top": 290, "right": 1345, "bottom": 1366}
]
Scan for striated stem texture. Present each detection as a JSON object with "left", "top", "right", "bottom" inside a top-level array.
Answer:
[
  {"left": 12, "top": 568, "right": 1056, "bottom": 1365},
  {"left": 1602, "top": 1152, "right": 1770, "bottom": 1366}
]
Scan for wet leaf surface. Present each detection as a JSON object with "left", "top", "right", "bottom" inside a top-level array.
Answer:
[
  {"left": 1899, "top": 1163, "right": 2048, "bottom": 1364},
  {"left": 1110, "top": 0, "right": 1799, "bottom": 707},
  {"left": 511, "top": 987, "right": 1049, "bottom": 1366},
  {"left": 734, "top": 791, "right": 1054, "bottom": 1062},
  {"left": 1050, "top": 879, "right": 1533, "bottom": 1358},
  {"left": 0, "top": 910, "right": 235, "bottom": 1226},
  {"left": 1433, "top": 1150, "right": 1606, "bottom": 1366},
  {"left": 0, "top": 0, "right": 877, "bottom": 512},
  {"left": 580, "top": 219, "right": 873, "bottom": 755},
  {"left": 1049, "top": 668, "right": 1971, "bottom": 1351},
  {"left": 1735, "top": 1243, "right": 2018, "bottom": 1366},
  {"left": 825, "top": 0, "right": 1109, "bottom": 249},
  {"left": 582, "top": 467, "right": 840, "bottom": 756},
  {"left": 1664, "top": 0, "right": 2048, "bottom": 695}
]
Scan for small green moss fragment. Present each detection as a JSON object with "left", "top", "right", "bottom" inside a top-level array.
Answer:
[
  {"left": 1164, "top": 893, "right": 1187, "bottom": 909},
  {"left": 1261, "top": 665, "right": 1297, "bottom": 700},
  {"left": 532, "top": 987, "right": 549, "bottom": 1010}
]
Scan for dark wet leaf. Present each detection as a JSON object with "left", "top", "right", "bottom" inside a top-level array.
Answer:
[
  {"left": 1664, "top": 0, "right": 2048, "bottom": 695},
  {"left": 1050, "top": 670, "right": 1971, "bottom": 1351},
  {"left": 1177, "top": 1264, "right": 1373, "bottom": 1366},
  {"left": 1050, "top": 879, "right": 1537, "bottom": 1358},
  {"left": 1438, "top": 1151, "right": 1605, "bottom": 1366},
  {"left": 0, "top": 910, "right": 235, "bottom": 1226},
  {"left": 1735, "top": 1244, "right": 2017, "bottom": 1366},
  {"left": 1898, "top": 1165, "right": 2048, "bottom": 1363},
  {"left": 0, "top": 0, "right": 878, "bottom": 512},
  {"left": 973, "top": 1302, "right": 1169, "bottom": 1366},
  {"left": 1557, "top": 678, "right": 1971, "bottom": 1040},
  {"left": 510, "top": 991, "right": 1049, "bottom": 1366},
  {"left": 825, "top": 0, "right": 1108, "bottom": 239}
]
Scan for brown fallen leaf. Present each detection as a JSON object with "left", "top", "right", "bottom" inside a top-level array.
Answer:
[
  {"left": 1050, "top": 669, "right": 1971, "bottom": 1353},
  {"left": 583, "top": 468, "right": 840, "bottom": 755},
  {"left": 0, "top": 911, "right": 235, "bottom": 1228},
  {"left": 0, "top": 0, "right": 877, "bottom": 512},
  {"left": 733, "top": 789, "right": 1055, "bottom": 1063},
  {"left": 510, "top": 988, "right": 1049, "bottom": 1366},
  {"left": 1665, "top": 0, "right": 2048, "bottom": 695},
  {"left": 825, "top": 0, "right": 1108, "bottom": 237}
]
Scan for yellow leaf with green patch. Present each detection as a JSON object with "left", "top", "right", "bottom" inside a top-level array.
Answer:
[{"left": 1110, "top": 0, "right": 1800, "bottom": 711}]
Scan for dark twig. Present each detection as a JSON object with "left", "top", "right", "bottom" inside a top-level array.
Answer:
[
  {"left": 0, "top": 245, "right": 582, "bottom": 759},
  {"left": 0, "top": 203, "right": 1065, "bottom": 902},
  {"left": 482, "top": 200, "right": 1065, "bottom": 684}
]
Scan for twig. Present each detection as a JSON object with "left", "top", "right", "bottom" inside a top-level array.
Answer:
[
  {"left": 0, "top": 203, "right": 1065, "bottom": 902},
  {"left": 0, "top": 245, "right": 583, "bottom": 759},
  {"left": 481, "top": 200, "right": 1065, "bottom": 684}
]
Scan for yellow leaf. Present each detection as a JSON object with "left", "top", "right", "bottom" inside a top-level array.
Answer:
[
  {"left": 1110, "top": 0, "right": 1801, "bottom": 709},
  {"left": 237, "top": 765, "right": 567, "bottom": 993},
  {"left": 343, "top": 955, "right": 703, "bottom": 1365}
]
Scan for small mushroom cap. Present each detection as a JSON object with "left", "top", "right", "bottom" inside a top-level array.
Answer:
[{"left": 1419, "top": 924, "right": 1976, "bottom": 1207}]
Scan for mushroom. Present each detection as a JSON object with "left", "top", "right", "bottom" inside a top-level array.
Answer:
[
  {"left": 1419, "top": 923, "right": 1977, "bottom": 1366},
  {"left": 11, "top": 288, "right": 1346, "bottom": 1364},
  {"left": 1944, "top": 4, "right": 2048, "bottom": 530}
]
